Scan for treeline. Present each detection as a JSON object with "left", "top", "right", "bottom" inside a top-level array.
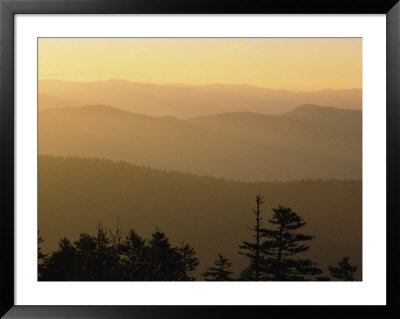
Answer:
[
  {"left": 38, "top": 195, "right": 358, "bottom": 281},
  {"left": 38, "top": 220, "right": 198, "bottom": 281}
]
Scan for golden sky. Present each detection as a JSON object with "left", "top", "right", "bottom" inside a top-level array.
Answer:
[{"left": 38, "top": 38, "right": 361, "bottom": 91}]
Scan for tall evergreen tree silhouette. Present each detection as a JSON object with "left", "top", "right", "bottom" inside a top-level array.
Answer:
[
  {"left": 239, "top": 195, "right": 265, "bottom": 280},
  {"left": 202, "top": 254, "right": 233, "bottom": 281},
  {"left": 328, "top": 256, "right": 358, "bottom": 281},
  {"left": 261, "top": 206, "right": 322, "bottom": 280}
]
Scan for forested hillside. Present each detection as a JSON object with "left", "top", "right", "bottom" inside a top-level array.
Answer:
[{"left": 39, "top": 156, "right": 362, "bottom": 278}]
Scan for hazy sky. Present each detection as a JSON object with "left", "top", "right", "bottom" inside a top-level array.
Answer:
[{"left": 38, "top": 38, "right": 361, "bottom": 91}]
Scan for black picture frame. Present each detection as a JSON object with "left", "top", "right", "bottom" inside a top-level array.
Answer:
[{"left": 1, "top": 0, "right": 399, "bottom": 318}]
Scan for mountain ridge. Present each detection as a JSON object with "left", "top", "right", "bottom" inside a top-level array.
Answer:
[
  {"left": 39, "top": 79, "right": 362, "bottom": 117},
  {"left": 40, "top": 103, "right": 361, "bottom": 119},
  {"left": 39, "top": 104, "right": 362, "bottom": 182},
  {"left": 39, "top": 78, "right": 362, "bottom": 92}
]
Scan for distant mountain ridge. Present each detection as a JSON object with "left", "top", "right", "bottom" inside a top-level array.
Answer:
[
  {"left": 39, "top": 104, "right": 362, "bottom": 182},
  {"left": 39, "top": 79, "right": 362, "bottom": 117}
]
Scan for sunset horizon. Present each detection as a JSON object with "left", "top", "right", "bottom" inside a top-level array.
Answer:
[
  {"left": 39, "top": 77, "right": 362, "bottom": 93},
  {"left": 38, "top": 38, "right": 362, "bottom": 91},
  {"left": 38, "top": 37, "right": 362, "bottom": 282}
]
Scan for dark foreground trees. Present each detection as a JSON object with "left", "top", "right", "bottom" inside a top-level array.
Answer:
[
  {"left": 328, "top": 256, "right": 358, "bottom": 281},
  {"left": 38, "top": 231, "right": 47, "bottom": 280},
  {"left": 39, "top": 224, "right": 199, "bottom": 281},
  {"left": 261, "top": 206, "right": 322, "bottom": 280},
  {"left": 238, "top": 194, "right": 265, "bottom": 280},
  {"left": 38, "top": 195, "right": 359, "bottom": 281},
  {"left": 239, "top": 196, "right": 322, "bottom": 281},
  {"left": 202, "top": 254, "right": 233, "bottom": 281}
]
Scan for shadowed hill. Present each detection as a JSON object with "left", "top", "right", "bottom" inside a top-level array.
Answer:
[
  {"left": 38, "top": 79, "right": 362, "bottom": 117},
  {"left": 38, "top": 156, "right": 362, "bottom": 279},
  {"left": 39, "top": 104, "right": 361, "bottom": 182},
  {"left": 188, "top": 104, "right": 361, "bottom": 165}
]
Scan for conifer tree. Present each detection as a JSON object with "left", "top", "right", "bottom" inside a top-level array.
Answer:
[
  {"left": 93, "top": 223, "right": 117, "bottom": 280},
  {"left": 120, "top": 229, "right": 148, "bottom": 280},
  {"left": 261, "top": 206, "right": 322, "bottom": 280},
  {"left": 73, "top": 223, "right": 120, "bottom": 280},
  {"left": 74, "top": 233, "right": 98, "bottom": 280},
  {"left": 202, "top": 254, "right": 233, "bottom": 281},
  {"left": 146, "top": 230, "right": 178, "bottom": 280},
  {"left": 177, "top": 242, "right": 200, "bottom": 281},
  {"left": 145, "top": 229, "right": 199, "bottom": 281},
  {"left": 328, "top": 256, "right": 358, "bottom": 281},
  {"left": 239, "top": 195, "right": 265, "bottom": 281}
]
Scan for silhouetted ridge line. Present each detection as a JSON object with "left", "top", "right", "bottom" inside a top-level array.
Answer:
[
  {"left": 39, "top": 79, "right": 362, "bottom": 117},
  {"left": 40, "top": 103, "right": 361, "bottom": 119},
  {"left": 38, "top": 155, "right": 360, "bottom": 184}
]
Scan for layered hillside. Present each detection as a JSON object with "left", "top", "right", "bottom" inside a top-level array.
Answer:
[
  {"left": 39, "top": 104, "right": 361, "bottom": 181},
  {"left": 39, "top": 79, "right": 362, "bottom": 117}
]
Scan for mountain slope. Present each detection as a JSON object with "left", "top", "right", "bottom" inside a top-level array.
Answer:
[
  {"left": 38, "top": 79, "right": 362, "bottom": 117},
  {"left": 38, "top": 156, "right": 362, "bottom": 279},
  {"left": 39, "top": 104, "right": 361, "bottom": 182},
  {"left": 188, "top": 104, "right": 361, "bottom": 165}
]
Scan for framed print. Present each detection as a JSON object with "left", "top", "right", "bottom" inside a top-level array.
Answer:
[{"left": 1, "top": 0, "right": 399, "bottom": 318}]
